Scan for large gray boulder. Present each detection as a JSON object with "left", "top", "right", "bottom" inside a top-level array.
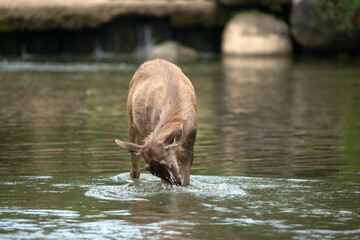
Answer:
[
  {"left": 291, "top": 0, "right": 360, "bottom": 52},
  {"left": 222, "top": 13, "right": 292, "bottom": 56}
]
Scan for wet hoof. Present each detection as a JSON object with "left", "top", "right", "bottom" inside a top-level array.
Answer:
[{"left": 129, "top": 170, "right": 140, "bottom": 179}]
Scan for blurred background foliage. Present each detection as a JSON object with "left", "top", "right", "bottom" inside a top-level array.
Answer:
[{"left": 315, "top": 0, "right": 360, "bottom": 32}]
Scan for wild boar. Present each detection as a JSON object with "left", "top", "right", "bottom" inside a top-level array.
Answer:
[{"left": 115, "top": 59, "right": 197, "bottom": 186}]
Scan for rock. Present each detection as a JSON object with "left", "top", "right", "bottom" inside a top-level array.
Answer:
[
  {"left": 0, "top": 0, "right": 219, "bottom": 31},
  {"left": 146, "top": 41, "right": 199, "bottom": 62},
  {"left": 222, "top": 13, "right": 292, "bottom": 56},
  {"left": 219, "top": 0, "right": 291, "bottom": 6},
  {"left": 291, "top": 0, "right": 360, "bottom": 52}
]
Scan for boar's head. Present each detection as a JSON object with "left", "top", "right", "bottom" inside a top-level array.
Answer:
[{"left": 115, "top": 124, "right": 183, "bottom": 186}]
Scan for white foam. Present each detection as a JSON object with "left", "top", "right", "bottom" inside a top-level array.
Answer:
[{"left": 86, "top": 173, "right": 247, "bottom": 201}]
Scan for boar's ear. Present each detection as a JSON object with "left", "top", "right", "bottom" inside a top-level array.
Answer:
[
  {"left": 164, "top": 124, "right": 183, "bottom": 150},
  {"left": 115, "top": 139, "right": 142, "bottom": 155}
]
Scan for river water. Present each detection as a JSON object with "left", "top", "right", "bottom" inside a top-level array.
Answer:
[{"left": 0, "top": 57, "right": 359, "bottom": 239}]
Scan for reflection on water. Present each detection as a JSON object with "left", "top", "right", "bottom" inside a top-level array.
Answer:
[
  {"left": 0, "top": 58, "right": 360, "bottom": 239},
  {"left": 203, "top": 56, "right": 360, "bottom": 179}
]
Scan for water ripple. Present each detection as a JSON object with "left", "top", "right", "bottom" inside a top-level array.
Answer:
[
  {"left": 0, "top": 60, "right": 135, "bottom": 72},
  {"left": 86, "top": 173, "right": 248, "bottom": 202}
]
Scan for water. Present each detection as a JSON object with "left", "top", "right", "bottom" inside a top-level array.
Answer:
[{"left": 0, "top": 57, "right": 360, "bottom": 239}]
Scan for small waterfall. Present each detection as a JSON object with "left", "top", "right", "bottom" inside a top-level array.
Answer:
[
  {"left": 93, "top": 36, "right": 104, "bottom": 58},
  {"left": 92, "top": 36, "right": 114, "bottom": 58},
  {"left": 21, "top": 42, "right": 29, "bottom": 59},
  {"left": 135, "top": 23, "right": 155, "bottom": 57}
]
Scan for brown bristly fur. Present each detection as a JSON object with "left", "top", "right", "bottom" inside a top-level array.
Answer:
[{"left": 152, "top": 72, "right": 183, "bottom": 143}]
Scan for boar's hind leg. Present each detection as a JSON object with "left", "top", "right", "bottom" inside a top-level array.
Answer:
[
  {"left": 181, "top": 130, "right": 196, "bottom": 186},
  {"left": 129, "top": 124, "right": 141, "bottom": 179}
]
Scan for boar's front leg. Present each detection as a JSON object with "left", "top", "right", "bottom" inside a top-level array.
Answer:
[
  {"left": 129, "top": 123, "right": 141, "bottom": 179},
  {"left": 180, "top": 143, "right": 194, "bottom": 186}
]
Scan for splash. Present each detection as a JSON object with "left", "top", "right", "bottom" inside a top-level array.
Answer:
[
  {"left": 166, "top": 167, "right": 176, "bottom": 185},
  {"left": 85, "top": 173, "right": 247, "bottom": 201}
]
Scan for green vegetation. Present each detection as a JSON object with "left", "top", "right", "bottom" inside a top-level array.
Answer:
[
  {"left": 0, "top": 18, "right": 27, "bottom": 32},
  {"left": 315, "top": 0, "right": 360, "bottom": 32},
  {"left": 232, "top": 4, "right": 289, "bottom": 23}
]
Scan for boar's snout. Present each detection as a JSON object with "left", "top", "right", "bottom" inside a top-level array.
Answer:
[{"left": 146, "top": 161, "right": 182, "bottom": 186}]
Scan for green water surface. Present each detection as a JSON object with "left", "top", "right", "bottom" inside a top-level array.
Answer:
[{"left": 0, "top": 57, "right": 359, "bottom": 239}]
